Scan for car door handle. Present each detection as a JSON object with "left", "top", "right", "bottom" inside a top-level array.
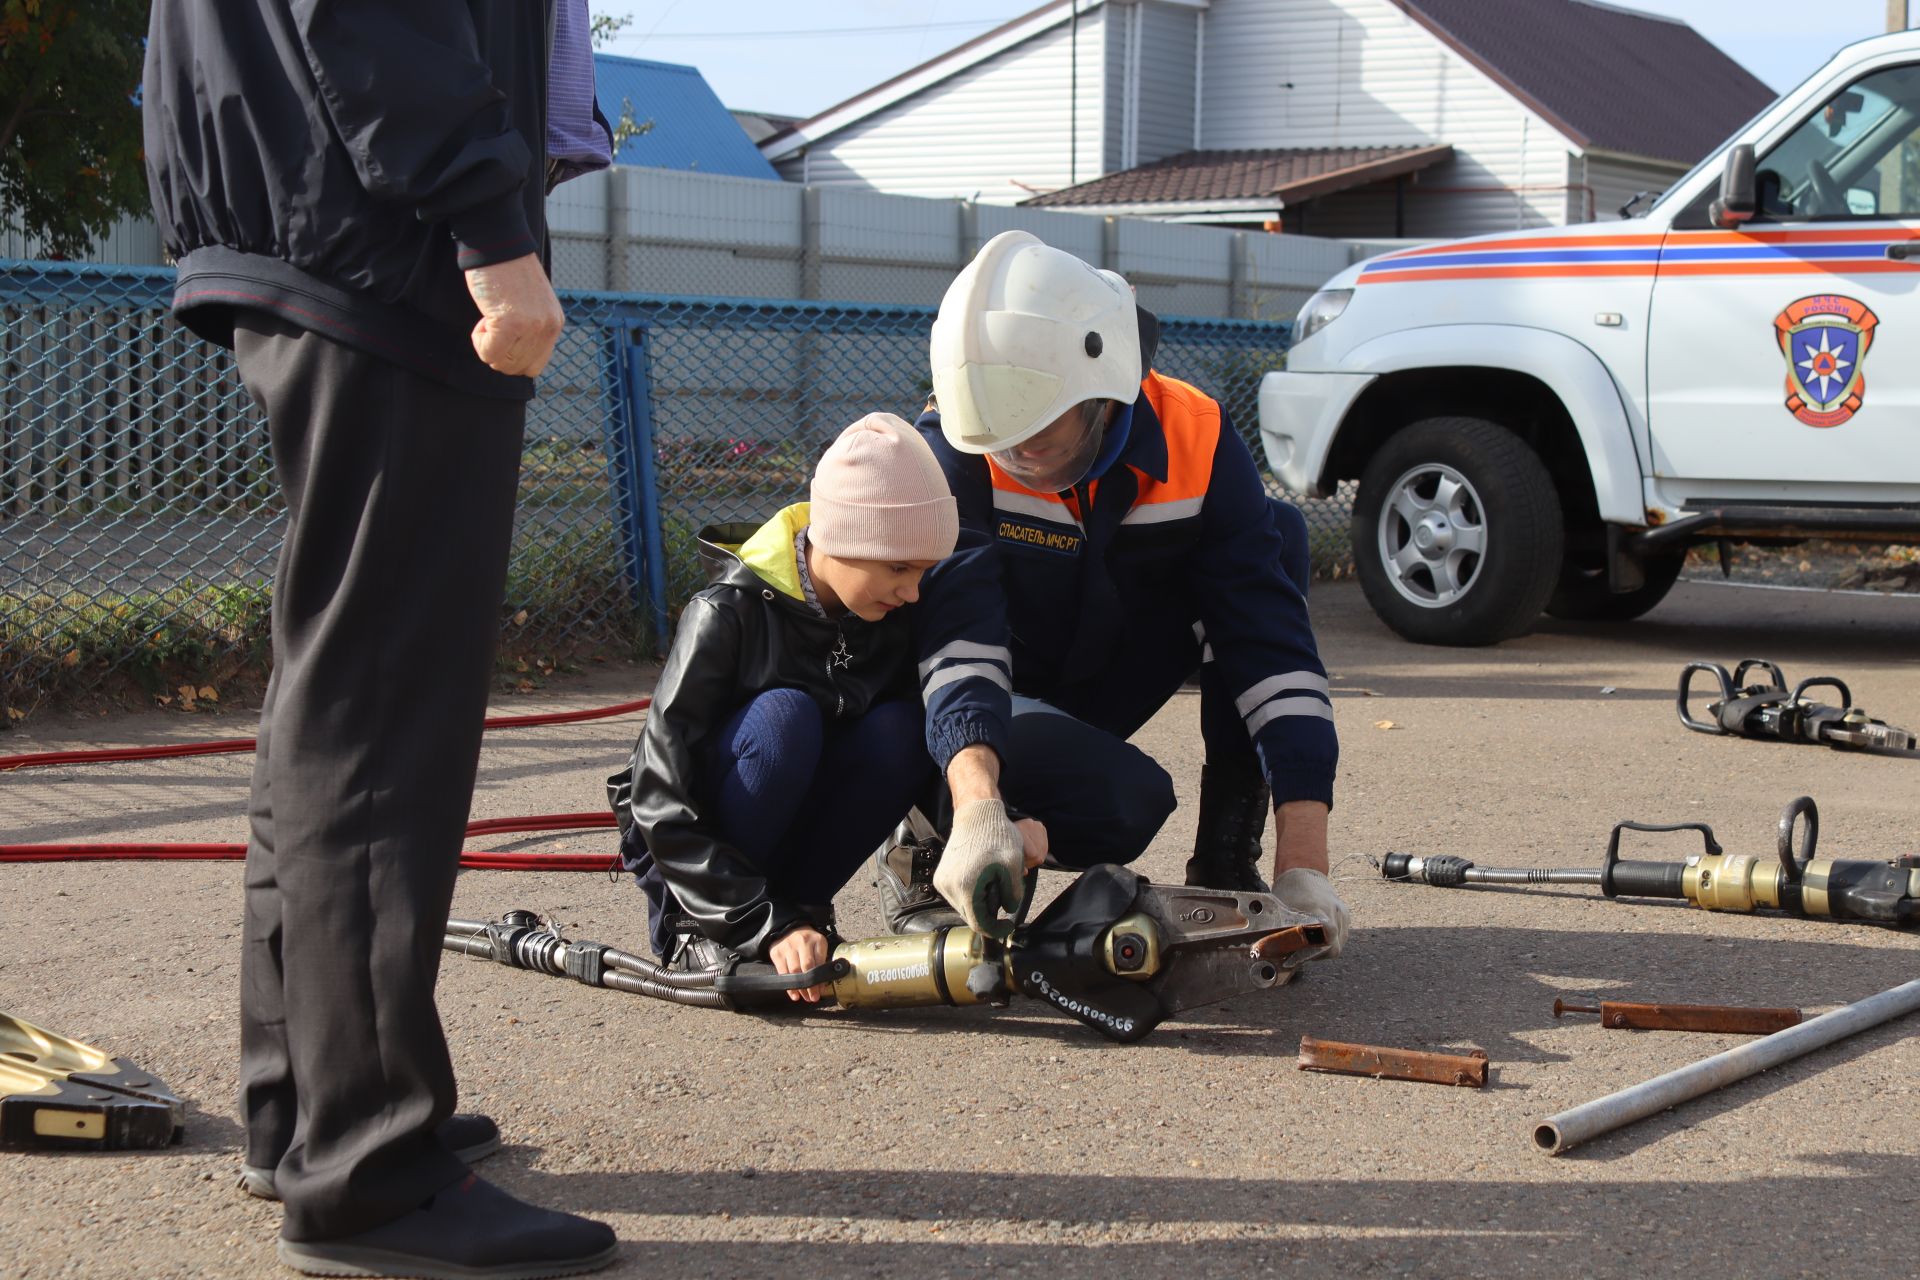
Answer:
[{"left": 1887, "top": 242, "right": 1919, "bottom": 261}]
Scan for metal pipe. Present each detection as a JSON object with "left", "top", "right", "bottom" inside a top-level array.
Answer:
[
  {"left": 1462, "top": 867, "right": 1603, "bottom": 886},
  {"left": 1535, "top": 976, "right": 1920, "bottom": 1155}
]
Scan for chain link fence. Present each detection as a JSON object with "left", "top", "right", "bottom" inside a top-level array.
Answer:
[{"left": 2, "top": 261, "right": 1341, "bottom": 715}]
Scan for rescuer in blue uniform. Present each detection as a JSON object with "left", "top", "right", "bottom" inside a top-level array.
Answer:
[{"left": 873, "top": 231, "right": 1350, "bottom": 954}]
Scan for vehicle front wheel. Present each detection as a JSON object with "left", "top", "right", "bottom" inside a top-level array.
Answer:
[{"left": 1352, "top": 417, "right": 1564, "bottom": 646}]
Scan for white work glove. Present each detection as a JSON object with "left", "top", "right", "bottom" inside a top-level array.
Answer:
[
  {"left": 1273, "top": 867, "right": 1351, "bottom": 959},
  {"left": 934, "top": 798, "right": 1027, "bottom": 941}
]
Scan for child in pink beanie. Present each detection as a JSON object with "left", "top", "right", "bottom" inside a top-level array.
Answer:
[{"left": 608, "top": 413, "right": 959, "bottom": 998}]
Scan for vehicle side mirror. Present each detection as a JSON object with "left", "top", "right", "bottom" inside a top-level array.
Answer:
[{"left": 1710, "top": 144, "right": 1757, "bottom": 229}]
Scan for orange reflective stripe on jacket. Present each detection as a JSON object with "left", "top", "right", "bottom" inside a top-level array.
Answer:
[{"left": 986, "top": 370, "right": 1221, "bottom": 530}]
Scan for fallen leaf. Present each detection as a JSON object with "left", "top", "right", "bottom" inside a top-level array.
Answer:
[
  {"left": 178, "top": 684, "right": 195, "bottom": 701},
  {"left": 512, "top": 609, "right": 529, "bottom": 626},
  {"left": 61, "top": 650, "right": 79, "bottom": 667},
  {"left": 197, "top": 686, "right": 219, "bottom": 702},
  {"left": 5, "top": 706, "right": 24, "bottom": 721},
  {"left": 514, "top": 657, "right": 529, "bottom": 673},
  {"left": 1374, "top": 719, "right": 1398, "bottom": 730}
]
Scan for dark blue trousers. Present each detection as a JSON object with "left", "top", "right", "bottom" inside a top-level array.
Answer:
[
  {"left": 997, "top": 497, "right": 1311, "bottom": 869},
  {"left": 637, "top": 691, "right": 931, "bottom": 954}
]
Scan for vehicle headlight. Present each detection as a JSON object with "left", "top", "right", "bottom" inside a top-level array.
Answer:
[{"left": 1293, "top": 288, "right": 1353, "bottom": 344}]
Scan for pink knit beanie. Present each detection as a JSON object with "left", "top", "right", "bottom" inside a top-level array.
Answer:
[{"left": 809, "top": 413, "right": 959, "bottom": 563}]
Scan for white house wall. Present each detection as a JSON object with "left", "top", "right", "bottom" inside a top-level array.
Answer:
[
  {"left": 772, "top": 8, "right": 1113, "bottom": 204},
  {"left": 1134, "top": 2, "right": 1200, "bottom": 167},
  {"left": 1199, "top": 0, "right": 1577, "bottom": 236},
  {"left": 1, "top": 211, "right": 166, "bottom": 266},
  {"left": 1574, "top": 152, "right": 1687, "bottom": 226}
]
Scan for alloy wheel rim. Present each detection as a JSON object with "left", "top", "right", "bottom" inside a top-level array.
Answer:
[{"left": 1376, "top": 462, "right": 1487, "bottom": 608}]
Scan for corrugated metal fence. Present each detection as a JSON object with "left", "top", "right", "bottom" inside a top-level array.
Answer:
[
  {"left": 547, "top": 167, "right": 1357, "bottom": 321},
  {"left": 1, "top": 260, "right": 1341, "bottom": 713}
]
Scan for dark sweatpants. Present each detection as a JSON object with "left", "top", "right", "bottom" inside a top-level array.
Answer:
[
  {"left": 997, "top": 497, "right": 1313, "bottom": 868},
  {"left": 231, "top": 313, "right": 526, "bottom": 1240}
]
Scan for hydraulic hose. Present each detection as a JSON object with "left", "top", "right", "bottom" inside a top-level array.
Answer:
[
  {"left": 0, "top": 698, "right": 645, "bottom": 872},
  {"left": 0, "top": 697, "right": 653, "bottom": 772}
]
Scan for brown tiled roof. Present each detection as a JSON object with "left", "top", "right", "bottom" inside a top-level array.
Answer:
[
  {"left": 1023, "top": 145, "right": 1454, "bottom": 209},
  {"left": 1399, "top": 0, "right": 1776, "bottom": 166}
]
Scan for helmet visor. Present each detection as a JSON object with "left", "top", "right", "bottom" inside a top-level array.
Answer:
[{"left": 988, "top": 400, "right": 1111, "bottom": 493}]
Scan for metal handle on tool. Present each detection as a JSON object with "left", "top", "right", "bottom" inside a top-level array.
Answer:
[
  {"left": 1677, "top": 662, "right": 1735, "bottom": 734},
  {"left": 1534, "top": 976, "right": 1920, "bottom": 1155},
  {"left": 1601, "top": 819, "right": 1717, "bottom": 899},
  {"left": 1731, "top": 659, "right": 1786, "bottom": 691}
]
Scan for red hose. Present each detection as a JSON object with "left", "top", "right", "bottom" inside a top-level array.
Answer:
[
  {"left": 0, "top": 697, "right": 653, "bottom": 773},
  {"left": 0, "top": 700, "right": 644, "bottom": 872},
  {"left": 0, "top": 842, "right": 613, "bottom": 873}
]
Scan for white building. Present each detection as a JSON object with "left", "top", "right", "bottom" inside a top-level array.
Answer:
[{"left": 759, "top": 0, "right": 1776, "bottom": 239}]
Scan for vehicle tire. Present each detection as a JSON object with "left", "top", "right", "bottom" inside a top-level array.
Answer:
[
  {"left": 1352, "top": 417, "right": 1564, "bottom": 646},
  {"left": 1544, "top": 549, "right": 1686, "bottom": 622}
]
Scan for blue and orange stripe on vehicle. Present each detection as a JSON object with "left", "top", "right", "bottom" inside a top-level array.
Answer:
[{"left": 1358, "top": 227, "right": 1920, "bottom": 284}]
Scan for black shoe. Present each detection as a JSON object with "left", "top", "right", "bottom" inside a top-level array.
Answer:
[
  {"left": 241, "top": 1114, "right": 505, "bottom": 1202},
  {"left": 1183, "top": 763, "right": 1273, "bottom": 894},
  {"left": 277, "top": 1172, "right": 617, "bottom": 1279},
  {"left": 664, "top": 912, "right": 742, "bottom": 976},
  {"left": 872, "top": 810, "right": 964, "bottom": 934}
]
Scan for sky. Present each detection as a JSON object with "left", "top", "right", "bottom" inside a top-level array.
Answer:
[{"left": 593, "top": 0, "right": 1910, "bottom": 120}]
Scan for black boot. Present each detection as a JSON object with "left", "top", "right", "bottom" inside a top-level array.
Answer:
[
  {"left": 664, "top": 911, "right": 742, "bottom": 976},
  {"left": 872, "top": 809, "right": 964, "bottom": 934},
  {"left": 1184, "top": 763, "right": 1273, "bottom": 893}
]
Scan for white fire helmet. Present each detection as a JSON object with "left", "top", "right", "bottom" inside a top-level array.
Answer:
[{"left": 929, "top": 230, "right": 1142, "bottom": 455}]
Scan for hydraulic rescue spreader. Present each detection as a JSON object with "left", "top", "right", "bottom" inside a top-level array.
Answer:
[
  {"left": 1678, "top": 659, "right": 1917, "bottom": 756},
  {"left": 443, "top": 865, "right": 1332, "bottom": 1043},
  {"left": 1381, "top": 796, "right": 1920, "bottom": 927}
]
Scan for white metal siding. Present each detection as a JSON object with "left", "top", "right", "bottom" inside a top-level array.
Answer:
[
  {"left": 1135, "top": 3, "right": 1199, "bottom": 166},
  {"left": 1575, "top": 152, "right": 1686, "bottom": 224},
  {"left": 773, "top": 12, "right": 1112, "bottom": 205},
  {"left": 1199, "top": 0, "right": 1578, "bottom": 236},
  {"left": 1, "top": 211, "right": 167, "bottom": 266}
]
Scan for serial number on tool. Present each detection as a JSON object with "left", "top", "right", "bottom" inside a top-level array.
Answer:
[{"left": 866, "top": 962, "right": 932, "bottom": 984}]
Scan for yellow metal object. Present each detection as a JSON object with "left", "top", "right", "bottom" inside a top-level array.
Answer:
[
  {"left": 1800, "top": 859, "right": 1836, "bottom": 917},
  {"left": 1101, "top": 913, "right": 1163, "bottom": 982},
  {"left": 831, "top": 928, "right": 997, "bottom": 1009},
  {"left": 1682, "top": 852, "right": 1785, "bottom": 912},
  {"left": 1, "top": 1012, "right": 182, "bottom": 1150}
]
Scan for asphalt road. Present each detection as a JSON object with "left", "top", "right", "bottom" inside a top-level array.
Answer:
[{"left": 4, "top": 579, "right": 1917, "bottom": 1279}]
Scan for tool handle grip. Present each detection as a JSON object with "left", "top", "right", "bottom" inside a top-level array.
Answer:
[{"left": 1605, "top": 858, "right": 1688, "bottom": 899}]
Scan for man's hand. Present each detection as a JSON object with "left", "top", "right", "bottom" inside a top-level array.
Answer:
[
  {"left": 1014, "top": 816, "right": 1048, "bottom": 871},
  {"left": 1269, "top": 799, "right": 1348, "bottom": 956},
  {"left": 463, "top": 253, "right": 565, "bottom": 376},
  {"left": 935, "top": 798, "right": 1027, "bottom": 940},
  {"left": 768, "top": 925, "right": 833, "bottom": 1003}
]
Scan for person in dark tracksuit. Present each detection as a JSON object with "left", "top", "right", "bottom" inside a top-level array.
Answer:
[
  {"left": 874, "top": 231, "right": 1352, "bottom": 956},
  {"left": 609, "top": 414, "right": 963, "bottom": 997},
  {"left": 142, "top": 3, "right": 616, "bottom": 1275}
]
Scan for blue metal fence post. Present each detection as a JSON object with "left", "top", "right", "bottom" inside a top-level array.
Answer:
[
  {"left": 621, "top": 323, "right": 671, "bottom": 646},
  {"left": 600, "top": 323, "right": 647, "bottom": 616}
]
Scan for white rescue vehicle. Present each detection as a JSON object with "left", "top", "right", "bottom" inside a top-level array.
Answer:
[{"left": 1260, "top": 32, "right": 1920, "bottom": 646}]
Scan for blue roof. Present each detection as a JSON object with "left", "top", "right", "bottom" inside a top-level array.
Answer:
[{"left": 592, "top": 54, "right": 779, "bottom": 180}]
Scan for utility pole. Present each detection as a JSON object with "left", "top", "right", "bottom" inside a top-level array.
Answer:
[{"left": 1891, "top": 0, "right": 1910, "bottom": 32}]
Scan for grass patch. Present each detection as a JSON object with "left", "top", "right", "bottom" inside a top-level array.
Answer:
[{"left": 1, "top": 578, "right": 275, "bottom": 717}]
